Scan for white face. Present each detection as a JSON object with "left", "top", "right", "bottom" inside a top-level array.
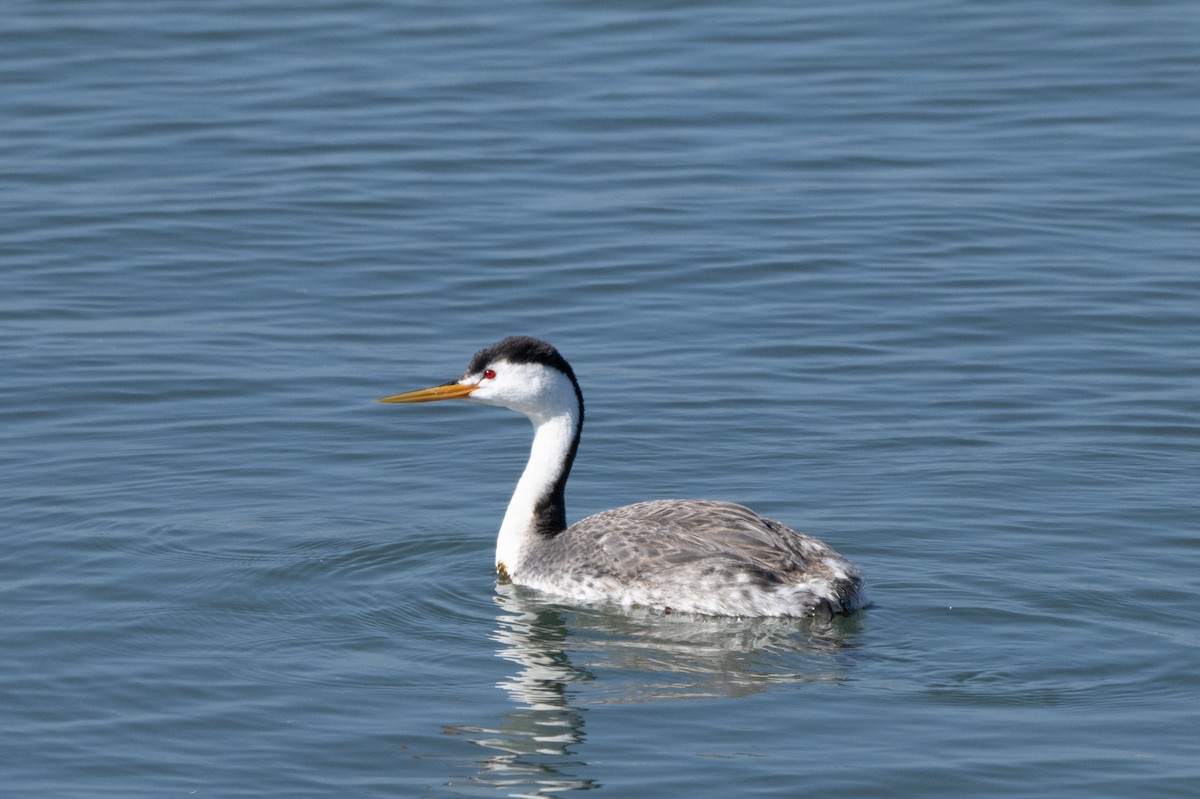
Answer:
[{"left": 461, "top": 359, "right": 577, "bottom": 422}]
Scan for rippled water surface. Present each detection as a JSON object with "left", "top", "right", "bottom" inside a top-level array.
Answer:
[{"left": 3, "top": 1, "right": 1198, "bottom": 797}]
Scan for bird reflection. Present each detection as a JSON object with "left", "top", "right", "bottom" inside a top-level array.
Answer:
[
  {"left": 454, "top": 584, "right": 863, "bottom": 796},
  {"left": 444, "top": 591, "right": 595, "bottom": 796}
]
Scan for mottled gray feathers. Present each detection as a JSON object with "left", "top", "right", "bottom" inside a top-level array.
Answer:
[{"left": 520, "top": 499, "right": 866, "bottom": 617}]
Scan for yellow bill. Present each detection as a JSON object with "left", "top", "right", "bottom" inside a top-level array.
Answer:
[{"left": 377, "top": 382, "right": 479, "bottom": 403}]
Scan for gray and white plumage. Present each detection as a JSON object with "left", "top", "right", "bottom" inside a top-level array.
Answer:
[{"left": 379, "top": 336, "right": 866, "bottom": 618}]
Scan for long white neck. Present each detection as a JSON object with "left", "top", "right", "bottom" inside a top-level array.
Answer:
[{"left": 495, "top": 407, "right": 579, "bottom": 576}]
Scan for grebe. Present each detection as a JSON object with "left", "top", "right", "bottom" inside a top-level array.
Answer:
[{"left": 379, "top": 336, "right": 865, "bottom": 618}]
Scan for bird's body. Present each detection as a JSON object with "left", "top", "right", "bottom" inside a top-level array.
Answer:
[
  {"left": 380, "top": 336, "right": 865, "bottom": 618},
  {"left": 515, "top": 499, "right": 863, "bottom": 617}
]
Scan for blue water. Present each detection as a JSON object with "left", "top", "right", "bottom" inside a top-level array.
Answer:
[{"left": 3, "top": 1, "right": 1199, "bottom": 796}]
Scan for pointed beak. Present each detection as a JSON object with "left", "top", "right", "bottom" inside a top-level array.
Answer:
[{"left": 377, "top": 381, "right": 479, "bottom": 404}]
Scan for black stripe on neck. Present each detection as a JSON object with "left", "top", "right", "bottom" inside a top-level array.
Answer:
[{"left": 533, "top": 377, "right": 583, "bottom": 537}]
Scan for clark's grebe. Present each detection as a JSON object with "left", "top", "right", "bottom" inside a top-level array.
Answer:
[{"left": 379, "top": 336, "right": 865, "bottom": 618}]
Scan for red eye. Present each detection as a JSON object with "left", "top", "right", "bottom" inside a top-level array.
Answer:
[{"left": 483, "top": 369, "right": 496, "bottom": 380}]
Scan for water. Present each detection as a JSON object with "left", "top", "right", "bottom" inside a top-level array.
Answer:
[{"left": 3, "top": 1, "right": 1198, "bottom": 796}]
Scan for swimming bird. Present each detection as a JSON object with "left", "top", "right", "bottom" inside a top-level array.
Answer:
[{"left": 379, "top": 336, "right": 866, "bottom": 618}]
